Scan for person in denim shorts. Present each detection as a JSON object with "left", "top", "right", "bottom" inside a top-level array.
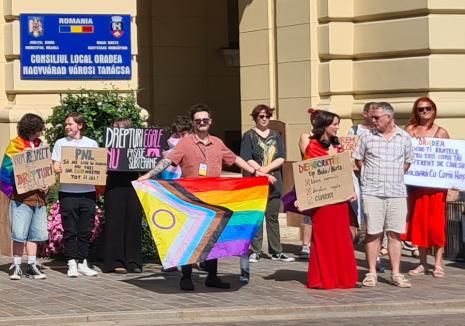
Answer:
[{"left": 0, "top": 113, "right": 48, "bottom": 280}]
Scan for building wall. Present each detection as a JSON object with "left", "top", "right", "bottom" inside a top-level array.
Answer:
[
  {"left": 0, "top": 0, "right": 138, "bottom": 154},
  {"left": 240, "top": 0, "right": 465, "bottom": 161},
  {"left": 145, "top": 0, "right": 241, "bottom": 145}
]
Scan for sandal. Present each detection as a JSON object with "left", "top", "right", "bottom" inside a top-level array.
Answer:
[
  {"left": 362, "top": 272, "right": 378, "bottom": 287},
  {"left": 408, "top": 265, "right": 426, "bottom": 276},
  {"left": 391, "top": 273, "right": 411, "bottom": 288},
  {"left": 433, "top": 266, "right": 445, "bottom": 278}
]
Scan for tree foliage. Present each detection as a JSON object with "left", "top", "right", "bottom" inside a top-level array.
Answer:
[{"left": 45, "top": 90, "right": 145, "bottom": 146}]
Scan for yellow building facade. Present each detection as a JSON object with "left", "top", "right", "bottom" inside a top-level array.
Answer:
[{"left": 1, "top": 0, "right": 465, "bottom": 162}]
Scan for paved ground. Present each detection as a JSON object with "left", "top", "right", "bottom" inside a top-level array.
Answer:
[{"left": 1, "top": 218, "right": 465, "bottom": 325}]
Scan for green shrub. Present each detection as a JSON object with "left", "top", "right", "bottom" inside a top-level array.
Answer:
[
  {"left": 45, "top": 89, "right": 158, "bottom": 261},
  {"left": 45, "top": 90, "right": 145, "bottom": 147}
]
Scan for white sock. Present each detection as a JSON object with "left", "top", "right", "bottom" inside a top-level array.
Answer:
[
  {"left": 27, "top": 256, "right": 36, "bottom": 265},
  {"left": 13, "top": 256, "right": 21, "bottom": 266}
]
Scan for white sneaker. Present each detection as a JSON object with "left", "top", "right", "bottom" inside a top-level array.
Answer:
[
  {"left": 77, "top": 259, "right": 98, "bottom": 277},
  {"left": 249, "top": 252, "right": 260, "bottom": 263},
  {"left": 67, "top": 259, "right": 79, "bottom": 278},
  {"left": 9, "top": 264, "right": 22, "bottom": 280},
  {"left": 299, "top": 245, "right": 310, "bottom": 259}
]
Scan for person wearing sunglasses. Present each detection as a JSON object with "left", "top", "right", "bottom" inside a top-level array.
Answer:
[
  {"left": 403, "top": 97, "right": 450, "bottom": 278},
  {"left": 353, "top": 102, "right": 414, "bottom": 288},
  {"left": 138, "top": 103, "right": 275, "bottom": 291},
  {"left": 241, "top": 104, "right": 294, "bottom": 265}
]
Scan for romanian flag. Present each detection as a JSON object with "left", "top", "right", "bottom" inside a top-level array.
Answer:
[
  {"left": 59, "top": 25, "right": 94, "bottom": 33},
  {"left": 132, "top": 177, "right": 269, "bottom": 268}
]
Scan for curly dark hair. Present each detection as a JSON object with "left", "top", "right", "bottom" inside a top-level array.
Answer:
[
  {"left": 189, "top": 103, "right": 212, "bottom": 120},
  {"left": 171, "top": 115, "right": 192, "bottom": 134},
  {"left": 250, "top": 104, "right": 275, "bottom": 121},
  {"left": 17, "top": 113, "right": 45, "bottom": 140}
]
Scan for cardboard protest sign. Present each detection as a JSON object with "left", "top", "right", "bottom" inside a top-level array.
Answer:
[
  {"left": 292, "top": 151, "right": 354, "bottom": 210},
  {"left": 405, "top": 137, "right": 465, "bottom": 190},
  {"left": 60, "top": 147, "right": 107, "bottom": 185},
  {"left": 338, "top": 136, "right": 358, "bottom": 170},
  {"left": 11, "top": 146, "right": 55, "bottom": 194},
  {"left": 105, "top": 127, "right": 169, "bottom": 171}
]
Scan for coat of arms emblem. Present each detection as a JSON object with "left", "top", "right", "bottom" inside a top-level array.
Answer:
[
  {"left": 28, "top": 16, "right": 44, "bottom": 38},
  {"left": 110, "top": 16, "right": 124, "bottom": 38}
]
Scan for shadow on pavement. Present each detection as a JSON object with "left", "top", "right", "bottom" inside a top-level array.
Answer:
[
  {"left": 282, "top": 243, "right": 302, "bottom": 255},
  {"left": 121, "top": 272, "right": 246, "bottom": 294},
  {"left": 262, "top": 269, "right": 306, "bottom": 284}
]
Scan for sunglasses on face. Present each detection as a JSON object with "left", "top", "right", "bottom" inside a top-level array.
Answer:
[
  {"left": 371, "top": 114, "right": 389, "bottom": 121},
  {"left": 417, "top": 106, "right": 432, "bottom": 113},
  {"left": 194, "top": 118, "right": 211, "bottom": 124},
  {"left": 257, "top": 114, "right": 271, "bottom": 120}
]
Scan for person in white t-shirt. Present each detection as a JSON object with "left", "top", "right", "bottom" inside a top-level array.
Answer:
[{"left": 52, "top": 112, "right": 99, "bottom": 278}]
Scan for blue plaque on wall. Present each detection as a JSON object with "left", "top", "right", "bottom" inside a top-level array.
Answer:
[{"left": 20, "top": 14, "right": 131, "bottom": 80}]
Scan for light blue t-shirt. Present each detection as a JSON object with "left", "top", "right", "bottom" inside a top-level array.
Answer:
[{"left": 51, "top": 136, "right": 99, "bottom": 193}]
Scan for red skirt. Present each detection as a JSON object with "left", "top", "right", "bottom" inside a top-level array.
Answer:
[
  {"left": 307, "top": 202, "right": 357, "bottom": 289},
  {"left": 403, "top": 187, "right": 447, "bottom": 248}
]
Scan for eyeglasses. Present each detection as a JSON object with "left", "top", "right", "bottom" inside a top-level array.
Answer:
[
  {"left": 257, "top": 114, "right": 271, "bottom": 120},
  {"left": 417, "top": 106, "right": 432, "bottom": 113},
  {"left": 193, "top": 118, "right": 211, "bottom": 125},
  {"left": 371, "top": 114, "right": 389, "bottom": 121}
]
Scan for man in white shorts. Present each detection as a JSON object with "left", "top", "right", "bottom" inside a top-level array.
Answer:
[{"left": 353, "top": 102, "right": 414, "bottom": 288}]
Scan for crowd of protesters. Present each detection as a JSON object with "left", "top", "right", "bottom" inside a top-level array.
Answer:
[{"left": 0, "top": 98, "right": 459, "bottom": 292}]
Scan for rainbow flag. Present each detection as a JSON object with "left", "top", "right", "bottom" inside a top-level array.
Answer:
[
  {"left": 0, "top": 136, "right": 35, "bottom": 197},
  {"left": 132, "top": 177, "right": 269, "bottom": 268}
]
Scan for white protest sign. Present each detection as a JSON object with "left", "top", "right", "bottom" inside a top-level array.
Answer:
[{"left": 405, "top": 137, "right": 465, "bottom": 190}]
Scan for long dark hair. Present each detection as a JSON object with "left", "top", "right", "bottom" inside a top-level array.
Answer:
[{"left": 308, "top": 108, "right": 340, "bottom": 148}]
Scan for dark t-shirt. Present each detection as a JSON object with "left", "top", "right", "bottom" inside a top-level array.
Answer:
[{"left": 240, "top": 129, "right": 285, "bottom": 199}]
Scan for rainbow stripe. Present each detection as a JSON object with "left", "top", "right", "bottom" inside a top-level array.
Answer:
[
  {"left": 59, "top": 25, "right": 94, "bottom": 33},
  {"left": 0, "top": 136, "right": 30, "bottom": 197},
  {"left": 132, "top": 177, "right": 268, "bottom": 268}
]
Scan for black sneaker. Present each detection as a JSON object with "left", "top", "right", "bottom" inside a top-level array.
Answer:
[
  {"left": 271, "top": 253, "right": 295, "bottom": 262},
  {"left": 205, "top": 276, "right": 230, "bottom": 289},
  {"left": 9, "top": 264, "right": 22, "bottom": 280},
  {"left": 180, "top": 277, "right": 195, "bottom": 291},
  {"left": 128, "top": 263, "right": 142, "bottom": 273},
  {"left": 26, "top": 264, "right": 46, "bottom": 280},
  {"left": 240, "top": 269, "right": 250, "bottom": 284},
  {"left": 198, "top": 261, "right": 207, "bottom": 271}
]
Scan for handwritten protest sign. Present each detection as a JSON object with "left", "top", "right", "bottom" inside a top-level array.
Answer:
[
  {"left": 105, "top": 128, "right": 169, "bottom": 171},
  {"left": 338, "top": 136, "right": 358, "bottom": 170},
  {"left": 338, "top": 136, "right": 358, "bottom": 153},
  {"left": 60, "top": 147, "right": 107, "bottom": 185},
  {"left": 405, "top": 137, "right": 465, "bottom": 190},
  {"left": 292, "top": 151, "right": 354, "bottom": 210},
  {"left": 11, "top": 146, "right": 55, "bottom": 194}
]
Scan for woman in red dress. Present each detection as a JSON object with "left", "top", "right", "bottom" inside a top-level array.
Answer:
[
  {"left": 404, "top": 97, "right": 450, "bottom": 278},
  {"left": 301, "top": 109, "right": 358, "bottom": 289}
]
